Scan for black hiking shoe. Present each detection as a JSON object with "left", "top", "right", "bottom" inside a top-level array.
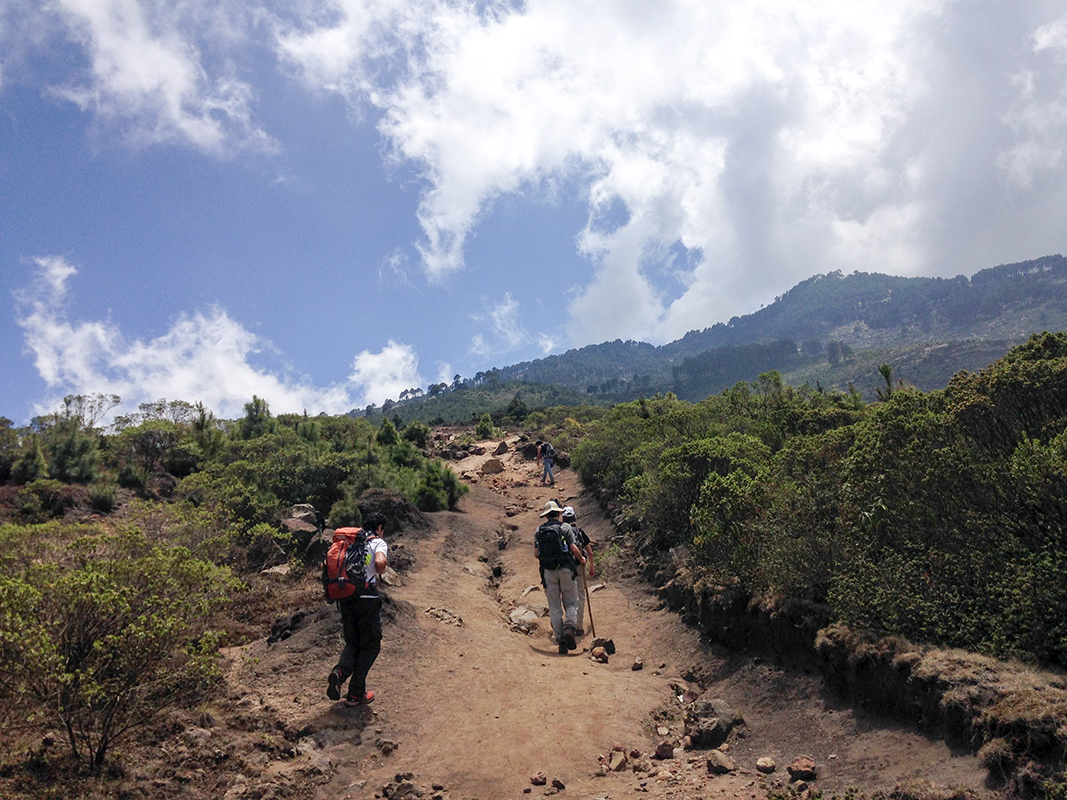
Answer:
[
  {"left": 327, "top": 669, "right": 342, "bottom": 701},
  {"left": 562, "top": 630, "right": 577, "bottom": 651},
  {"left": 558, "top": 641, "right": 568, "bottom": 654}
]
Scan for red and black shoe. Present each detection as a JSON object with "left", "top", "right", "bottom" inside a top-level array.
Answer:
[{"left": 344, "top": 691, "right": 374, "bottom": 707}]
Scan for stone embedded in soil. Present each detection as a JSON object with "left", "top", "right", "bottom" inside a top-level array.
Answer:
[
  {"left": 531, "top": 772, "right": 547, "bottom": 785},
  {"left": 655, "top": 742, "right": 675, "bottom": 760},
  {"left": 608, "top": 750, "right": 628, "bottom": 771},
  {"left": 551, "top": 777, "right": 566, "bottom": 789},
  {"left": 424, "top": 607, "right": 464, "bottom": 626},
  {"left": 591, "top": 637, "right": 615, "bottom": 654},
  {"left": 787, "top": 756, "right": 817, "bottom": 781},
  {"left": 657, "top": 726, "right": 670, "bottom": 736},
  {"left": 706, "top": 750, "right": 736, "bottom": 775},
  {"left": 480, "top": 458, "right": 504, "bottom": 474},
  {"left": 375, "top": 738, "right": 398, "bottom": 755},
  {"left": 756, "top": 756, "right": 777, "bottom": 773},
  {"left": 632, "top": 657, "right": 644, "bottom": 670}
]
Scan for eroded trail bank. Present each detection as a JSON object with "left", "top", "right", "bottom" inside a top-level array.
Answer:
[{"left": 221, "top": 437, "right": 992, "bottom": 800}]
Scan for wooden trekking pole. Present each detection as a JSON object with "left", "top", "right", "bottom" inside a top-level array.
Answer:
[{"left": 583, "top": 567, "right": 596, "bottom": 638}]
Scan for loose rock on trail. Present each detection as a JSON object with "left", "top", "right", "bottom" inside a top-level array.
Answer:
[{"left": 220, "top": 433, "right": 992, "bottom": 800}]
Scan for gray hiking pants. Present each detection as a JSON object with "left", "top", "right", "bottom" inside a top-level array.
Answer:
[{"left": 543, "top": 565, "right": 578, "bottom": 642}]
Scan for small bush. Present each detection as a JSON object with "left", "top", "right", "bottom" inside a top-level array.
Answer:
[
  {"left": 475, "top": 413, "right": 496, "bottom": 439},
  {"left": 17, "top": 479, "right": 78, "bottom": 522},
  {"left": 327, "top": 494, "right": 362, "bottom": 528},
  {"left": 414, "top": 461, "right": 469, "bottom": 512},
  {"left": 88, "top": 482, "right": 118, "bottom": 514},
  {"left": 0, "top": 526, "right": 233, "bottom": 772},
  {"left": 402, "top": 421, "right": 431, "bottom": 449},
  {"left": 117, "top": 463, "right": 147, "bottom": 490}
]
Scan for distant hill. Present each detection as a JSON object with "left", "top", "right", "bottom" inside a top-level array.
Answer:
[
  {"left": 493, "top": 253, "right": 1067, "bottom": 399},
  {"left": 360, "top": 254, "right": 1067, "bottom": 419}
]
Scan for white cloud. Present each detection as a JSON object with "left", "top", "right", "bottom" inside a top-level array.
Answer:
[
  {"left": 14, "top": 257, "right": 383, "bottom": 419},
  {"left": 42, "top": 0, "right": 275, "bottom": 156},
  {"left": 469, "top": 292, "right": 531, "bottom": 357},
  {"left": 536, "top": 333, "right": 557, "bottom": 354},
  {"left": 276, "top": 0, "right": 1067, "bottom": 346},
  {"left": 998, "top": 11, "right": 1067, "bottom": 190},
  {"left": 347, "top": 340, "right": 423, "bottom": 406}
]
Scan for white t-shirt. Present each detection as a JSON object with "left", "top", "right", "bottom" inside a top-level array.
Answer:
[{"left": 362, "top": 537, "right": 389, "bottom": 597}]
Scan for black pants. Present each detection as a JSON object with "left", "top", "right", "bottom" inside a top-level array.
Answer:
[{"left": 335, "top": 596, "right": 382, "bottom": 699}]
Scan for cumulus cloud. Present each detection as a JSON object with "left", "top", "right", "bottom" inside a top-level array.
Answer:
[
  {"left": 8, "top": 1, "right": 1067, "bottom": 356},
  {"left": 14, "top": 257, "right": 412, "bottom": 418},
  {"left": 275, "top": 0, "right": 1067, "bottom": 344},
  {"left": 348, "top": 340, "right": 423, "bottom": 406}
]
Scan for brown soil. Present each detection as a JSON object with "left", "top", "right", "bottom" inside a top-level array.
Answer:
[{"left": 217, "top": 437, "right": 994, "bottom": 800}]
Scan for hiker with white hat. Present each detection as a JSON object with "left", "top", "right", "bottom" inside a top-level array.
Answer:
[
  {"left": 534, "top": 500, "right": 586, "bottom": 653},
  {"left": 561, "top": 506, "right": 594, "bottom": 637}
]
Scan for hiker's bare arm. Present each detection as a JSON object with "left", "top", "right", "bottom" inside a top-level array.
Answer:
[
  {"left": 570, "top": 543, "right": 585, "bottom": 563},
  {"left": 585, "top": 545, "right": 595, "bottom": 577},
  {"left": 374, "top": 551, "right": 388, "bottom": 574}
]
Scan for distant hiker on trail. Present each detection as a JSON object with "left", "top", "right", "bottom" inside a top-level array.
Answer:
[
  {"left": 561, "top": 506, "right": 594, "bottom": 637},
  {"left": 325, "top": 511, "right": 389, "bottom": 707},
  {"left": 535, "top": 500, "right": 586, "bottom": 653},
  {"left": 536, "top": 440, "right": 556, "bottom": 485}
]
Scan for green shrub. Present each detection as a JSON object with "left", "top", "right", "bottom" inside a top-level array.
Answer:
[
  {"left": 475, "top": 413, "right": 496, "bottom": 439},
  {"left": 0, "top": 526, "right": 233, "bottom": 772},
  {"left": 10, "top": 436, "right": 49, "bottom": 485},
  {"left": 117, "top": 463, "right": 148, "bottom": 490},
  {"left": 414, "top": 461, "right": 469, "bottom": 512},
  {"left": 16, "top": 479, "right": 78, "bottom": 522},
  {"left": 88, "top": 482, "right": 119, "bottom": 514},
  {"left": 327, "top": 494, "right": 362, "bottom": 528},
  {"left": 402, "top": 421, "right": 431, "bottom": 448}
]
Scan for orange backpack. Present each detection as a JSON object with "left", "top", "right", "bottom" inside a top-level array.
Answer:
[{"left": 322, "top": 527, "right": 369, "bottom": 601}]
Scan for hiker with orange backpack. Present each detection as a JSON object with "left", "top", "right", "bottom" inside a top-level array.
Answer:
[{"left": 324, "top": 511, "right": 389, "bottom": 706}]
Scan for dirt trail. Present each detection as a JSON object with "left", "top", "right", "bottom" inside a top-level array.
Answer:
[{"left": 223, "top": 437, "right": 994, "bottom": 800}]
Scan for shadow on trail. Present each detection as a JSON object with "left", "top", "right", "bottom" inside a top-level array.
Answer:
[{"left": 529, "top": 644, "right": 585, "bottom": 657}]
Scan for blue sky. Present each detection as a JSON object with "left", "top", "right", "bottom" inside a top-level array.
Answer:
[{"left": 2, "top": 0, "right": 1067, "bottom": 423}]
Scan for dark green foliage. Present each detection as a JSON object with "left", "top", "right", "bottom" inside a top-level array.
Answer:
[
  {"left": 402, "top": 421, "right": 431, "bottom": 448},
  {"left": 0, "top": 418, "right": 18, "bottom": 483},
  {"left": 10, "top": 435, "right": 49, "bottom": 485},
  {"left": 239, "top": 395, "right": 275, "bottom": 440},
  {"left": 376, "top": 419, "right": 399, "bottom": 446},
  {"left": 87, "top": 482, "right": 119, "bottom": 514},
  {"left": 414, "top": 461, "right": 469, "bottom": 512},
  {"left": 576, "top": 334, "right": 1067, "bottom": 666},
  {"left": 475, "top": 413, "right": 495, "bottom": 439},
  {"left": 44, "top": 418, "right": 99, "bottom": 484}
]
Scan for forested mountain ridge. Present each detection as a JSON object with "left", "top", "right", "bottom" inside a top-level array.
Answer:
[{"left": 487, "top": 253, "right": 1067, "bottom": 400}]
